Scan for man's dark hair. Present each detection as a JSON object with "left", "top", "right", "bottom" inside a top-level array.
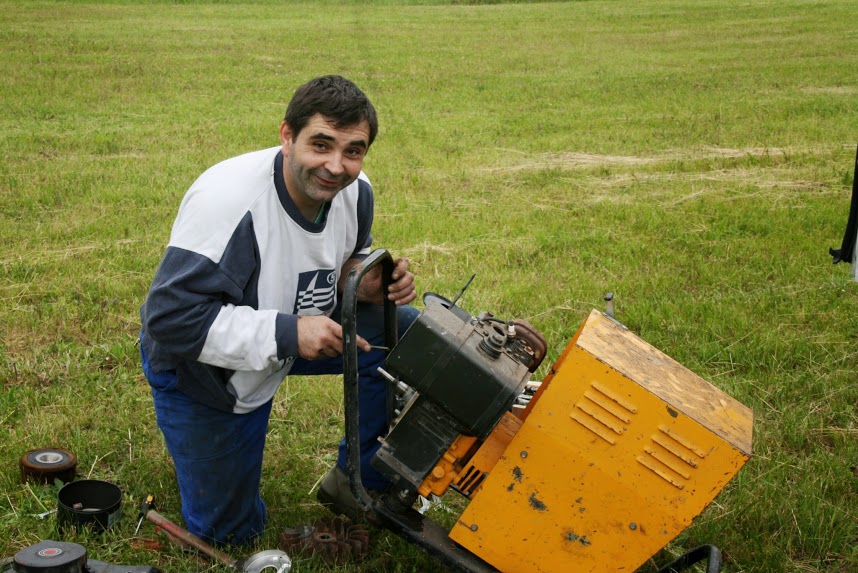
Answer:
[{"left": 285, "top": 75, "right": 378, "bottom": 147}]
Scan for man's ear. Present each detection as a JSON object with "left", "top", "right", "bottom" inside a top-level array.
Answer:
[{"left": 279, "top": 121, "right": 292, "bottom": 152}]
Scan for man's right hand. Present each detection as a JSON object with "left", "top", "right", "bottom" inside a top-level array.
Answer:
[{"left": 297, "top": 315, "right": 371, "bottom": 360}]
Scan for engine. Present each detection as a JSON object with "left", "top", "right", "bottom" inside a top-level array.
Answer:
[{"left": 371, "top": 298, "right": 546, "bottom": 504}]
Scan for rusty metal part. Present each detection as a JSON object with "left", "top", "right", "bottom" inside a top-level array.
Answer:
[
  {"left": 510, "top": 320, "right": 547, "bottom": 372},
  {"left": 20, "top": 448, "right": 78, "bottom": 485},
  {"left": 279, "top": 518, "right": 369, "bottom": 565}
]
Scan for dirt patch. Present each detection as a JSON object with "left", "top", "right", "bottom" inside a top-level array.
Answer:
[
  {"left": 802, "top": 86, "right": 858, "bottom": 95},
  {"left": 587, "top": 167, "right": 829, "bottom": 190},
  {"left": 483, "top": 152, "right": 658, "bottom": 173},
  {"left": 481, "top": 146, "right": 793, "bottom": 174}
]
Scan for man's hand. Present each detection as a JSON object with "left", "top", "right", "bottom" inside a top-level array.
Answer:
[
  {"left": 297, "top": 315, "right": 371, "bottom": 360},
  {"left": 340, "top": 257, "right": 417, "bottom": 306},
  {"left": 386, "top": 257, "right": 417, "bottom": 306}
]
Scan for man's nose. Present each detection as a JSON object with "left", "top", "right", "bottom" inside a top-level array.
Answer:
[{"left": 325, "top": 153, "right": 345, "bottom": 176}]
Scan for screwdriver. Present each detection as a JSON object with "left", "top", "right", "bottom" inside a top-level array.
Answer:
[{"left": 134, "top": 494, "right": 155, "bottom": 535}]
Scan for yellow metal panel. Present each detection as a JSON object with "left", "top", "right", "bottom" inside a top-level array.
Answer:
[
  {"left": 575, "top": 311, "right": 753, "bottom": 456},
  {"left": 449, "top": 310, "right": 753, "bottom": 573}
]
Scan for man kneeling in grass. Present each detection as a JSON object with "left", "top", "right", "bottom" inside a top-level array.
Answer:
[{"left": 140, "top": 75, "right": 417, "bottom": 544}]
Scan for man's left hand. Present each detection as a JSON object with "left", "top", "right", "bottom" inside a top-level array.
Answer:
[
  {"left": 341, "top": 256, "right": 417, "bottom": 305},
  {"left": 386, "top": 257, "right": 416, "bottom": 306}
]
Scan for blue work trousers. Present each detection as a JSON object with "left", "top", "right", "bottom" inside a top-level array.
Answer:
[{"left": 142, "top": 303, "right": 419, "bottom": 545}]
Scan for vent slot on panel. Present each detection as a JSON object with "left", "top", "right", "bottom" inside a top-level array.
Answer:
[
  {"left": 454, "top": 466, "right": 487, "bottom": 497},
  {"left": 637, "top": 426, "right": 707, "bottom": 489},
  {"left": 569, "top": 381, "right": 638, "bottom": 445}
]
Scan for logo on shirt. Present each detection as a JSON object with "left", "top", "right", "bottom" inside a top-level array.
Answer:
[{"left": 293, "top": 269, "right": 337, "bottom": 314}]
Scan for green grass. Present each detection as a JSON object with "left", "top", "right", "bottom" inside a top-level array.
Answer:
[{"left": 1, "top": 0, "right": 857, "bottom": 571}]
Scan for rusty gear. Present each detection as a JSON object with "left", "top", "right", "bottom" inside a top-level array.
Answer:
[{"left": 279, "top": 518, "right": 369, "bottom": 564}]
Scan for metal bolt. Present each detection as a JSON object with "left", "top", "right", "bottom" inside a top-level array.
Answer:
[
  {"left": 470, "top": 524, "right": 478, "bottom": 531},
  {"left": 520, "top": 451, "right": 528, "bottom": 459},
  {"left": 629, "top": 523, "right": 637, "bottom": 530},
  {"left": 376, "top": 367, "right": 397, "bottom": 383}
]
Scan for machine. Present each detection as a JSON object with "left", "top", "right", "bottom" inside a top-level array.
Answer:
[{"left": 340, "top": 250, "right": 753, "bottom": 573}]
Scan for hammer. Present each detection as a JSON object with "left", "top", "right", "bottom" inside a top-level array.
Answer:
[{"left": 142, "top": 505, "right": 291, "bottom": 573}]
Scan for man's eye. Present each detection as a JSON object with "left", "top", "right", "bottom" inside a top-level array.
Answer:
[{"left": 313, "top": 142, "right": 328, "bottom": 150}]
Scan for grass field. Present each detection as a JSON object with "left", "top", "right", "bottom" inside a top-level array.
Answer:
[{"left": 1, "top": 0, "right": 856, "bottom": 571}]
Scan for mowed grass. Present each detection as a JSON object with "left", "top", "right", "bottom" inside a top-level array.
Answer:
[{"left": 1, "top": 0, "right": 856, "bottom": 571}]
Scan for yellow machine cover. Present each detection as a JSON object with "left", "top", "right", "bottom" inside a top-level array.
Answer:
[{"left": 449, "top": 310, "right": 753, "bottom": 572}]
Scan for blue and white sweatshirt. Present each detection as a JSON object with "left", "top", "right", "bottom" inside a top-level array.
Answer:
[{"left": 140, "top": 146, "right": 373, "bottom": 413}]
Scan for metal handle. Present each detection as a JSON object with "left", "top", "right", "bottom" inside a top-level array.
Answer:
[
  {"left": 144, "top": 508, "right": 237, "bottom": 568},
  {"left": 341, "top": 249, "right": 398, "bottom": 511}
]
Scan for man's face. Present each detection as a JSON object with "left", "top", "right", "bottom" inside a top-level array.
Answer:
[{"left": 280, "top": 113, "right": 370, "bottom": 214}]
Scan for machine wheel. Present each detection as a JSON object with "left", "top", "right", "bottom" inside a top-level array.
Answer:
[{"left": 20, "top": 448, "right": 78, "bottom": 485}]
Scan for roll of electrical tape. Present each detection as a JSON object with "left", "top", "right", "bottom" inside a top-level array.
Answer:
[{"left": 20, "top": 448, "right": 78, "bottom": 485}]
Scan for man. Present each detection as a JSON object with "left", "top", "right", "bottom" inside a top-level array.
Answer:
[{"left": 139, "top": 75, "right": 418, "bottom": 545}]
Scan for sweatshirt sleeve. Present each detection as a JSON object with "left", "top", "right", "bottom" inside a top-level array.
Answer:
[
  {"left": 350, "top": 176, "right": 374, "bottom": 260},
  {"left": 140, "top": 212, "right": 299, "bottom": 372}
]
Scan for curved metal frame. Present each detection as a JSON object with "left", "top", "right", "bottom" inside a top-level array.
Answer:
[{"left": 340, "top": 249, "right": 398, "bottom": 512}]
